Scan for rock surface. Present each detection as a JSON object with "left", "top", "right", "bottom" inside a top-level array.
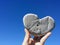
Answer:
[{"left": 23, "top": 13, "right": 55, "bottom": 36}]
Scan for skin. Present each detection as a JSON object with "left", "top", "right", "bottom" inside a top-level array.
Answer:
[{"left": 22, "top": 29, "right": 51, "bottom": 45}]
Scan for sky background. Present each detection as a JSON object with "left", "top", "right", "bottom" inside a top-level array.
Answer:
[{"left": 0, "top": 0, "right": 60, "bottom": 45}]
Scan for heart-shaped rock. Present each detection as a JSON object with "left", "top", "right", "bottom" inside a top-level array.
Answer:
[{"left": 23, "top": 13, "right": 55, "bottom": 36}]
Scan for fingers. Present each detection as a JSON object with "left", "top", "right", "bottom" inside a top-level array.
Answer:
[
  {"left": 29, "top": 38, "right": 34, "bottom": 44},
  {"left": 40, "top": 32, "right": 51, "bottom": 44},
  {"left": 23, "top": 29, "right": 31, "bottom": 43}
]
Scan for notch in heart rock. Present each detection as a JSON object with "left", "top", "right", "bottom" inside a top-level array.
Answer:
[{"left": 23, "top": 13, "right": 55, "bottom": 36}]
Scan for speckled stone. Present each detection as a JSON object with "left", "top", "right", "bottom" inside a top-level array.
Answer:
[{"left": 23, "top": 13, "right": 55, "bottom": 36}]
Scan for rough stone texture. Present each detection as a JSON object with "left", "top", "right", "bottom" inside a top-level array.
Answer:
[{"left": 23, "top": 13, "right": 55, "bottom": 36}]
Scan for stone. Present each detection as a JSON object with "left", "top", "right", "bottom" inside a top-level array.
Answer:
[{"left": 23, "top": 13, "right": 55, "bottom": 36}]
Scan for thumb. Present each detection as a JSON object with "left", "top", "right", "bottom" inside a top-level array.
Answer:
[
  {"left": 24, "top": 29, "right": 31, "bottom": 42},
  {"left": 40, "top": 32, "right": 51, "bottom": 44}
]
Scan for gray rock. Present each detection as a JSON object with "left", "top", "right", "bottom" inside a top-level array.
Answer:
[{"left": 23, "top": 13, "right": 55, "bottom": 36}]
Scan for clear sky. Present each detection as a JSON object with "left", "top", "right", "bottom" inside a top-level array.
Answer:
[{"left": 0, "top": 0, "right": 60, "bottom": 45}]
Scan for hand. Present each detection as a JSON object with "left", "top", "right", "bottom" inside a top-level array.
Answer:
[{"left": 22, "top": 29, "right": 51, "bottom": 45}]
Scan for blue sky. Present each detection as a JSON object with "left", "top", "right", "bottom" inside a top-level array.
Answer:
[{"left": 0, "top": 0, "right": 60, "bottom": 45}]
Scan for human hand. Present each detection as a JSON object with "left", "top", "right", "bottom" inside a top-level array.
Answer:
[{"left": 22, "top": 29, "right": 51, "bottom": 45}]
